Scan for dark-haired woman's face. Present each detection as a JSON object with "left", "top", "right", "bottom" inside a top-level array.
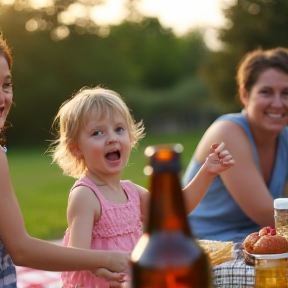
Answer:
[
  {"left": 243, "top": 68, "right": 288, "bottom": 134},
  {"left": 0, "top": 55, "right": 13, "bottom": 130}
]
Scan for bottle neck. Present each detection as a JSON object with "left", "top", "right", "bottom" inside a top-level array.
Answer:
[{"left": 146, "top": 171, "right": 192, "bottom": 236}]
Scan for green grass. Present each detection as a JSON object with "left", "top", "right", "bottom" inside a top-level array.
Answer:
[{"left": 8, "top": 131, "right": 203, "bottom": 240}]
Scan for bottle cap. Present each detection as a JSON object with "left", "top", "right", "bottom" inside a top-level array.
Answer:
[
  {"left": 144, "top": 144, "right": 183, "bottom": 175},
  {"left": 274, "top": 198, "right": 288, "bottom": 209}
]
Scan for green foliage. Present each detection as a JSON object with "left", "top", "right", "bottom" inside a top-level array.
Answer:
[
  {"left": 9, "top": 132, "right": 203, "bottom": 239},
  {"left": 123, "top": 75, "right": 219, "bottom": 132},
  {"left": 202, "top": 0, "right": 288, "bottom": 110},
  {"left": 0, "top": 8, "right": 214, "bottom": 147}
]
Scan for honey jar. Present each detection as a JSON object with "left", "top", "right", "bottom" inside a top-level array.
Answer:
[
  {"left": 254, "top": 253, "right": 288, "bottom": 288},
  {"left": 274, "top": 198, "right": 288, "bottom": 239}
]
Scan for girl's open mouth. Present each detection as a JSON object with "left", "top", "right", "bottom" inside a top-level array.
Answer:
[{"left": 106, "top": 150, "right": 120, "bottom": 161}]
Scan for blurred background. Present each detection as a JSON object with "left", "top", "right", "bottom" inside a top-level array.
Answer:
[{"left": 1, "top": 0, "right": 288, "bottom": 239}]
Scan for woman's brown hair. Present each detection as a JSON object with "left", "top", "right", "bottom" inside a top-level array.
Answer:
[{"left": 0, "top": 32, "right": 13, "bottom": 147}]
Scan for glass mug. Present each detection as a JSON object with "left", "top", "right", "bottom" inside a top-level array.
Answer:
[{"left": 254, "top": 253, "right": 288, "bottom": 288}]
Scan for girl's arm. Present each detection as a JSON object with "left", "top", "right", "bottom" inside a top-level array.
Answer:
[
  {"left": 135, "top": 184, "right": 150, "bottom": 225},
  {"left": 66, "top": 185, "right": 99, "bottom": 250},
  {"left": 0, "top": 150, "right": 130, "bottom": 272},
  {"left": 183, "top": 142, "right": 234, "bottom": 213},
  {"left": 188, "top": 120, "right": 275, "bottom": 227}
]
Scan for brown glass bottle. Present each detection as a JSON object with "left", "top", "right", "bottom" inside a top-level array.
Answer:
[{"left": 131, "top": 144, "right": 213, "bottom": 288}]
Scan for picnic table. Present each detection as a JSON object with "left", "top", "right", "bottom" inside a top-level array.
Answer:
[{"left": 16, "top": 240, "right": 254, "bottom": 288}]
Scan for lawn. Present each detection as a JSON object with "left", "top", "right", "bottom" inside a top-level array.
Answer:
[{"left": 8, "top": 131, "right": 203, "bottom": 240}]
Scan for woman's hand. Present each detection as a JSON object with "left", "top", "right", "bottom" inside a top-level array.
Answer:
[{"left": 106, "top": 251, "right": 131, "bottom": 273}]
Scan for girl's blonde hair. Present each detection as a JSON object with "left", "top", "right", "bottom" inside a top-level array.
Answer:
[{"left": 49, "top": 86, "right": 145, "bottom": 178}]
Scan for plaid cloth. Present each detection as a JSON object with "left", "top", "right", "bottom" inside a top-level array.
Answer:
[
  {"left": 213, "top": 259, "right": 254, "bottom": 288},
  {"left": 212, "top": 241, "right": 255, "bottom": 288}
]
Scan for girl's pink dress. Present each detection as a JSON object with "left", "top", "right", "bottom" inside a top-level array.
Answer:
[{"left": 61, "top": 176, "right": 143, "bottom": 288}]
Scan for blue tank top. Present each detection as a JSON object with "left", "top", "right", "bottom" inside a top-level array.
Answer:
[{"left": 183, "top": 112, "right": 288, "bottom": 242}]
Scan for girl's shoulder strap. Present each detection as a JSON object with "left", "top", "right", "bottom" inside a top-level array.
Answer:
[
  {"left": 69, "top": 176, "right": 105, "bottom": 201},
  {"left": 120, "top": 180, "right": 140, "bottom": 203}
]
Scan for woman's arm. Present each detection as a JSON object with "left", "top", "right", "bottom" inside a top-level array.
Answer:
[
  {"left": 0, "top": 151, "right": 130, "bottom": 272},
  {"left": 191, "top": 120, "right": 275, "bottom": 227}
]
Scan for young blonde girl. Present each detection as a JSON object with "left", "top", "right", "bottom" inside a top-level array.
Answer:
[
  {"left": 0, "top": 35, "right": 129, "bottom": 288},
  {"left": 49, "top": 86, "right": 235, "bottom": 288}
]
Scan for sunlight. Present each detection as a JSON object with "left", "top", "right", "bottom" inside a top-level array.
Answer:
[
  {"left": 58, "top": 2, "right": 87, "bottom": 25},
  {"left": 51, "top": 25, "right": 70, "bottom": 41},
  {"left": 28, "top": 0, "right": 53, "bottom": 9},
  {"left": 58, "top": 11, "right": 76, "bottom": 26},
  {"left": 1, "top": 0, "right": 15, "bottom": 4},
  {"left": 131, "top": 233, "right": 149, "bottom": 262},
  {"left": 0, "top": 0, "right": 237, "bottom": 48},
  {"left": 26, "top": 18, "right": 38, "bottom": 31},
  {"left": 136, "top": 0, "right": 226, "bottom": 36},
  {"left": 67, "top": 2, "right": 87, "bottom": 18},
  {"left": 90, "top": 0, "right": 128, "bottom": 26}
]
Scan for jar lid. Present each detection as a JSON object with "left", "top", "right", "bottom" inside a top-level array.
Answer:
[
  {"left": 253, "top": 252, "right": 288, "bottom": 260},
  {"left": 274, "top": 198, "right": 288, "bottom": 209}
]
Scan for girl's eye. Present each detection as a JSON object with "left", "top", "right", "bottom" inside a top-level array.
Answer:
[
  {"left": 116, "top": 126, "right": 124, "bottom": 133},
  {"left": 92, "top": 130, "right": 103, "bottom": 136}
]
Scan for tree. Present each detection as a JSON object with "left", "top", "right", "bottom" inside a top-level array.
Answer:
[
  {"left": 202, "top": 0, "right": 288, "bottom": 111},
  {"left": 0, "top": 0, "right": 141, "bottom": 40},
  {"left": 1, "top": 7, "right": 211, "bottom": 147}
]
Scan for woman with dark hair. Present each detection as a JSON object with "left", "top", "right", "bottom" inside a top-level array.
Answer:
[{"left": 183, "top": 47, "right": 288, "bottom": 242}]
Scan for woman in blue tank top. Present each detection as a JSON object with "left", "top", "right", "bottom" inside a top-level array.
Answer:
[{"left": 183, "top": 47, "right": 288, "bottom": 242}]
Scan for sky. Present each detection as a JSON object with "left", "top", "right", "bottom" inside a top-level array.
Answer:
[
  {"left": 137, "top": 0, "right": 234, "bottom": 36},
  {"left": 89, "top": 0, "right": 236, "bottom": 49}
]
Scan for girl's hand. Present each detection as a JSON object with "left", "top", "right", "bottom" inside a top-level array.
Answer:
[
  {"left": 205, "top": 142, "right": 235, "bottom": 175},
  {"left": 110, "top": 274, "right": 130, "bottom": 288},
  {"left": 93, "top": 268, "right": 126, "bottom": 282}
]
